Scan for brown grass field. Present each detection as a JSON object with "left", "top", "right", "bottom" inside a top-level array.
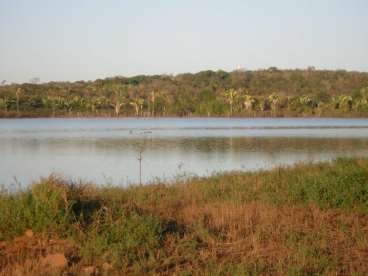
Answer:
[{"left": 1, "top": 158, "right": 368, "bottom": 275}]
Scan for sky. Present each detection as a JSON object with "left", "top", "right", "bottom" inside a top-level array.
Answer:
[{"left": 0, "top": 0, "right": 367, "bottom": 83}]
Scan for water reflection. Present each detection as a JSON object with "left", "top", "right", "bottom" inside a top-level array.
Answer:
[{"left": 1, "top": 134, "right": 368, "bottom": 187}]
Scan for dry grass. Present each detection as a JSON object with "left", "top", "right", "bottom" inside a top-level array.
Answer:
[{"left": 1, "top": 158, "right": 368, "bottom": 275}]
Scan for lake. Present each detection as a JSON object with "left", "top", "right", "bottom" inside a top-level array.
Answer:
[{"left": 1, "top": 117, "right": 368, "bottom": 188}]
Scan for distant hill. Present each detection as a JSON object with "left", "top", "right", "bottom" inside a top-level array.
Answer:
[{"left": 1, "top": 69, "right": 368, "bottom": 117}]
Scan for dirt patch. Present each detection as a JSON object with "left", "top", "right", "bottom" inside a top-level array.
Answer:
[{"left": 0, "top": 230, "right": 78, "bottom": 275}]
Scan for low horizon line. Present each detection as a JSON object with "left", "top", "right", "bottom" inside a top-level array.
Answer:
[{"left": 2, "top": 66, "right": 368, "bottom": 86}]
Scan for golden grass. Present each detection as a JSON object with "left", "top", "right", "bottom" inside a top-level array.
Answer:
[{"left": 1, "top": 158, "right": 368, "bottom": 275}]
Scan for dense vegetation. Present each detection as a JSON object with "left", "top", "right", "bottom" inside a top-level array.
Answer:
[
  {"left": 1, "top": 158, "right": 368, "bottom": 275},
  {"left": 1, "top": 68, "right": 368, "bottom": 118}
]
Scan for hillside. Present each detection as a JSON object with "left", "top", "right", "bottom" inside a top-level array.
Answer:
[{"left": 1, "top": 69, "right": 368, "bottom": 117}]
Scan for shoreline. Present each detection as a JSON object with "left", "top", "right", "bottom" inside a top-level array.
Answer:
[
  {"left": 2, "top": 114, "right": 368, "bottom": 119},
  {"left": 1, "top": 158, "right": 368, "bottom": 274}
]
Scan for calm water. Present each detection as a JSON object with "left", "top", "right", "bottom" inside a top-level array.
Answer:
[{"left": 1, "top": 117, "right": 368, "bottom": 187}]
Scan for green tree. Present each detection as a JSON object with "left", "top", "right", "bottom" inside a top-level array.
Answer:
[
  {"left": 198, "top": 89, "right": 216, "bottom": 116},
  {"left": 0, "top": 97, "right": 8, "bottom": 112},
  {"left": 154, "top": 92, "right": 168, "bottom": 116}
]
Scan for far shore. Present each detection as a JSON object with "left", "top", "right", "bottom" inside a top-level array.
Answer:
[{"left": 2, "top": 113, "right": 368, "bottom": 119}]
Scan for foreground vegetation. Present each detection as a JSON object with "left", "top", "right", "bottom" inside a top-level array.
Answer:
[
  {"left": 1, "top": 69, "right": 368, "bottom": 118},
  {"left": 1, "top": 158, "right": 368, "bottom": 275}
]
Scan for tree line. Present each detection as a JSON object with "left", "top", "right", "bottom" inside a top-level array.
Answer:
[{"left": 1, "top": 68, "right": 368, "bottom": 118}]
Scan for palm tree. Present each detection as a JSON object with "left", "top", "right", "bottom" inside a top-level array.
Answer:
[
  {"left": 258, "top": 98, "right": 270, "bottom": 112},
  {"left": 268, "top": 93, "right": 280, "bottom": 116},
  {"left": 224, "top": 88, "right": 238, "bottom": 117},
  {"left": 316, "top": 101, "right": 325, "bottom": 117},
  {"left": 130, "top": 98, "right": 144, "bottom": 117},
  {"left": 150, "top": 90, "right": 156, "bottom": 117},
  {"left": 343, "top": 95, "right": 353, "bottom": 111},
  {"left": 355, "top": 98, "right": 368, "bottom": 112},
  {"left": 86, "top": 97, "right": 97, "bottom": 114},
  {"left": 154, "top": 91, "right": 167, "bottom": 116},
  {"left": 15, "top": 87, "right": 23, "bottom": 114},
  {"left": 299, "top": 95, "right": 318, "bottom": 113},
  {"left": 110, "top": 95, "right": 124, "bottom": 117},
  {"left": 103, "top": 83, "right": 127, "bottom": 116},
  {"left": 71, "top": 96, "right": 86, "bottom": 114},
  {"left": 299, "top": 95, "right": 313, "bottom": 106},
  {"left": 42, "top": 95, "right": 59, "bottom": 116},
  {"left": 63, "top": 97, "right": 74, "bottom": 114},
  {"left": 96, "top": 96, "right": 109, "bottom": 110},
  {"left": 242, "top": 94, "right": 255, "bottom": 112},
  {"left": 333, "top": 95, "right": 353, "bottom": 111}
]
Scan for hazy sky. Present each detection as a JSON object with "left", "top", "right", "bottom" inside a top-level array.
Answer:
[{"left": 0, "top": 0, "right": 367, "bottom": 83}]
